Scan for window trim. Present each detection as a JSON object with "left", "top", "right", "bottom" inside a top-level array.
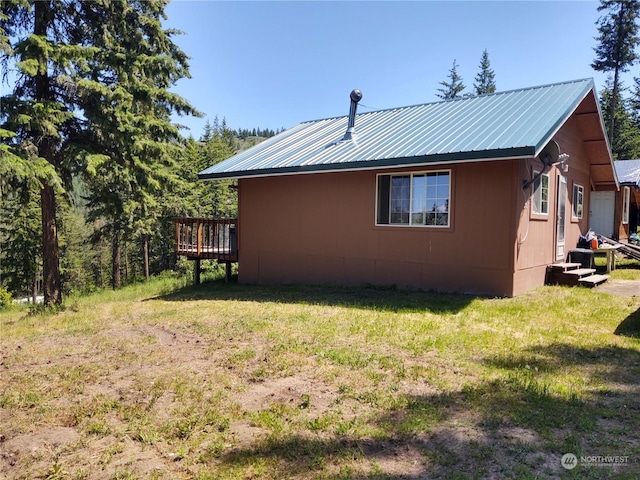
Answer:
[
  {"left": 531, "top": 170, "right": 550, "bottom": 216},
  {"left": 572, "top": 183, "right": 584, "bottom": 219},
  {"left": 623, "top": 186, "right": 630, "bottom": 225},
  {"left": 375, "top": 169, "right": 452, "bottom": 228}
]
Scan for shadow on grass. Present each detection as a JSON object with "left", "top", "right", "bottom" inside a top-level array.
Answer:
[
  {"left": 486, "top": 343, "right": 640, "bottom": 382},
  {"left": 150, "top": 278, "right": 477, "bottom": 314},
  {"left": 218, "top": 343, "right": 640, "bottom": 478},
  {"left": 615, "top": 308, "right": 640, "bottom": 338},
  {"left": 485, "top": 343, "right": 640, "bottom": 410},
  {"left": 611, "top": 258, "right": 640, "bottom": 270},
  {"left": 219, "top": 375, "right": 630, "bottom": 479}
]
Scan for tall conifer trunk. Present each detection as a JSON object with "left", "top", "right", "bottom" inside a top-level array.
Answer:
[
  {"left": 142, "top": 234, "right": 150, "bottom": 280},
  {"left": 41, "top": 185, "right": 62, "bottom": 304},
  {"left": 112, "top": 224, "right": 121, "bottom": 289},
  {"left": 610, "top": 69, "right": 619, "bottom": 144},
  {"left": 35, "top": 1, "right": 62, "bottom": 305},
  {"left": 609, "top": 1, "right": 625, "bottom": 144},
  {"left": 32, "top": 270, "right": 38, "bottom": 304}
]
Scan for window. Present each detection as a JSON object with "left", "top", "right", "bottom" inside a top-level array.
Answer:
[
  {"left": 532, "top": 171, "right": 549, "bottom": 215},
  {"left": 572, "top": 184, "right": 584, "bottom": 219},
  {"left": 377, "top": 171, "right": 450, "bottom": 227},
  {"left": 623, "top": 186, "right": 630, "bottom": 224}
]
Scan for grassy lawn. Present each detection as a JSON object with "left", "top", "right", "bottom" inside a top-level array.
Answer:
[
  {"left": 1, "top": 271, "right": 639, "bottom": 479},
  {"left": 607, "top": 256, "right": 640, "bottom": 280}
]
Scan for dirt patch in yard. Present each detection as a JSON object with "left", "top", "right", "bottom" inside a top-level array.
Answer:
[
  {"left": 1, "top": 427, "right": 80, "bottom": 474},
  {"left": 597, "top": 279, "right": 640, "bottom": 297}
]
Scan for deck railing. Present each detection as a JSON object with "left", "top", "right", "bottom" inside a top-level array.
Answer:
[{"left": 175, "top": 218, "right": 238, "bottom": 262}]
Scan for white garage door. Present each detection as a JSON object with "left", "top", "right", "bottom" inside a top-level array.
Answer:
[{"left": 589, "top": 191, "right": 615, "bottom": 238}]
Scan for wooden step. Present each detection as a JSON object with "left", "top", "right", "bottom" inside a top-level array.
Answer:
[
  {"left": 547, "top": 265, "right": 602, "bottom": 286},
  {"left": 548, "top": 262, "right": 582, "bottom": 272},
  {"left": 561, "top": 268, "right": 597, "bottom": 278},
  {"left": 556, "top": 268, "right": 598, "bottom": 285},
  {"left": 578, "top": 274, "right": 609, "bottom": 288},
  {"left": 549, "top": 262, "right": 582, "bottom": 271},
  {"left": 546, "top": 263, "right": 585, "bottom": 286}
]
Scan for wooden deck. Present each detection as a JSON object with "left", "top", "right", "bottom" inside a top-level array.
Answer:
[{"left": 175, "top": 218, "right": 238, "bottom": 262}]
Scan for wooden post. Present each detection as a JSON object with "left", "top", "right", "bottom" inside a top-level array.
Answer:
[
  {"left": 197, "top": 221, "right": 203, "bottom": 256},
  {"left": 194, "top": 259, "right": 201, "bottom": 285},
  {"left": 225, "top": 261, "right": 231, "bottom": 283},
  {"left": 175, "top": 219, "right": 180, "bottom": 255}
]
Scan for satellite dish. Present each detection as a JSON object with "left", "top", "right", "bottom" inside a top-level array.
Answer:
[
  {"left": 539, "top": 140, "right": 560, "bottom": 167},
  {"left": 523, "top": 140, "right": 567, "bottom": 189}
]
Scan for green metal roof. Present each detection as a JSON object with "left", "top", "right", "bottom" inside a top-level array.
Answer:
[{"left": 200, "top": 79, "right": 597, "bottom": 180}]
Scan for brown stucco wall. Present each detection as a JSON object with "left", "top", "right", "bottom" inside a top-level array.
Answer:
[
  {"left": 238, "top": 160, "right": 519, "bottom": 296},
  {"left": 512, "top": 116, "right": 594, "bottom": 295}
]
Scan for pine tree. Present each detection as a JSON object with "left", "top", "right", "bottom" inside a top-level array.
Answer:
[
  {"left": 1, "top": 0, "right": 100, "bottom": 305},
  {"left": 202, "top": 119, "right": 214, "bottom": 142},
  {"left": 194, "top": 119, "right": 237, "bottom": 218},
  {"left": 436, "top": 59, "right": 466, "bottom": 100},
  {"left": 0, "top": 188, "right": 42, "bottom": 300},
  {"left": 58, "top": 198, "right": 96, "bottom": 294},
  {"left": 592, "top": 0, "right": 640, "bottom": 143},
  {"left": 623, "top": 76, "right": 640, "bottom": 158},
  {"left": 73, "top": 0, "right": 199, "bottom": 288},
  {"left": 473, "top": 49, "right": 496, "bottom": 95},
  {"left": 600, "top": 80, "right": 640, "bottom": 160},
  {"left": 2, "top": 1, "right": 199, "bottom": 295}
]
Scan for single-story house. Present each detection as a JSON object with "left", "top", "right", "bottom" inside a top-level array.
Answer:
[
  {"left": 198, "top": 78, "right": 618, "bottom": 296},
  {"left": 590, "top": 159, "right": 640, "bottom": 241}
]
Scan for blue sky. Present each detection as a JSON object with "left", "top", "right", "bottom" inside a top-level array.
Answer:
[{"left": 164, "top": 1, "right": 622, "bottom": 138}]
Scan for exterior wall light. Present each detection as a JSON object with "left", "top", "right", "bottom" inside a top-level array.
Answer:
[{"left": 556, "top": 153, "right": 569, "bottom": 173}]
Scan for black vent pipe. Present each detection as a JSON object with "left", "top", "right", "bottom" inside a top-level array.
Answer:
[{"left": 342, "top": 89, "right": 362, "bottom": 142}]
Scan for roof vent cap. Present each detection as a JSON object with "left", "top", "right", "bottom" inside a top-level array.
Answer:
[{"left": 342, "top": 89, "right": 362, "bottom": 143}]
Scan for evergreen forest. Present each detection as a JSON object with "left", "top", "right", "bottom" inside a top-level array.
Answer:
[
  {"left": 0, "top": 0, "right": 275, "bottom": 304},
  {"left": 2, "top": 0, "right": 640, "bottom": 306}
]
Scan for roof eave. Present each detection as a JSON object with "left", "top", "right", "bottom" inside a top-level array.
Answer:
[
  {"left": 198, "top": 147, "right": 535, "bottom": 181},
  {"left": 590, "top": 87, "right": 619, "bottom": 190}
]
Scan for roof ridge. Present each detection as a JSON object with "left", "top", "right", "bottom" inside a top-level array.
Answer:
[{"left": 300, "top": 78, "right": 595, "bottom": 125}]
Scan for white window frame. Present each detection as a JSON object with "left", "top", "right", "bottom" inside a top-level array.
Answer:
[
  {"left": 623, "top": 186, "right": 630, "bottom": 225},
  {"left": 532, "top": 171, "right": 549, "bottom": 215},
  {"left": 572, "top": 184, "right": 584, "bottom": 219},
  {"left": 376, "top": 170, "right": 451, "bottom": 228}
]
